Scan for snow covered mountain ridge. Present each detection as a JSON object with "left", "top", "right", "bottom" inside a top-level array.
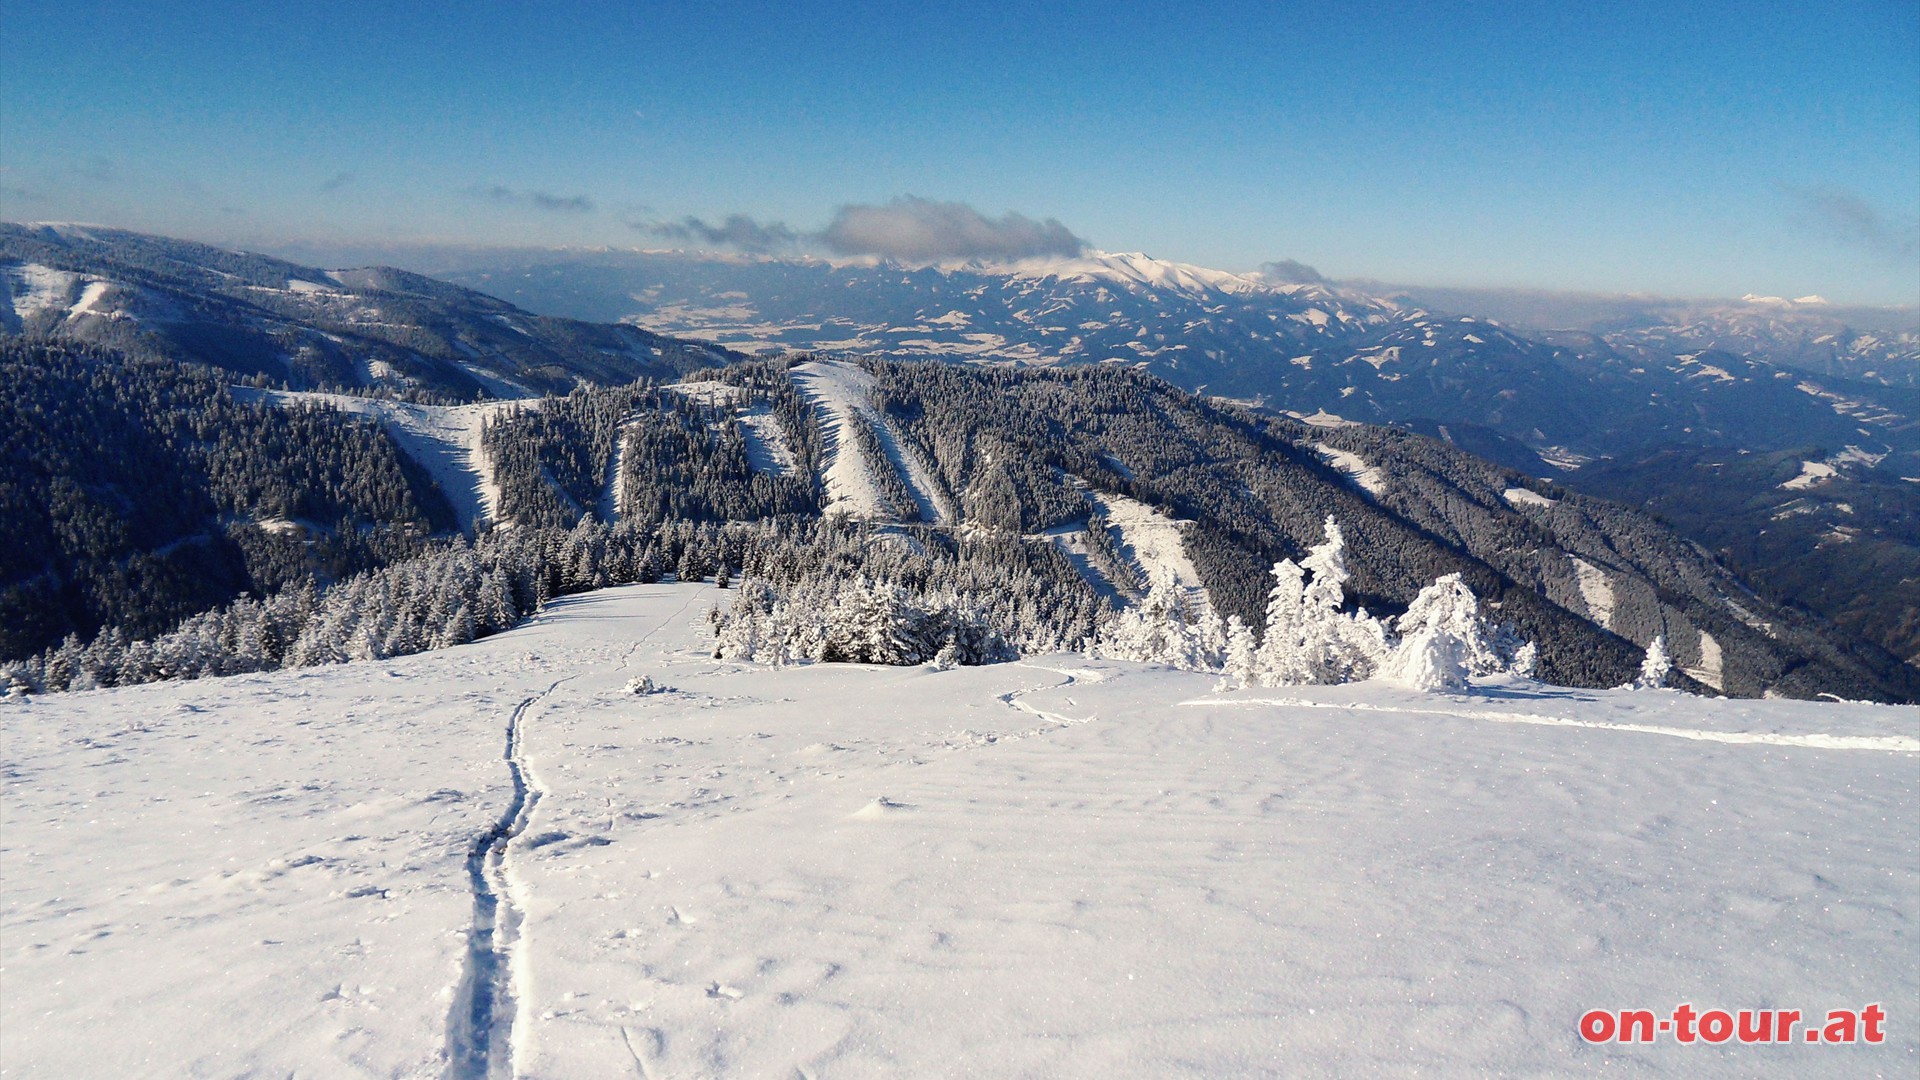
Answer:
[
  {"left": 4, "top": 225, "right": 1914, "bottom": 700},
  {"left": 437, "top": 244, "right": 1920, "bottom": 670}
]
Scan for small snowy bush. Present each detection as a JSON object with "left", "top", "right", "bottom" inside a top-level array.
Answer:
[{"left": 1634, "top": 635, "right": 1672, "bottom": 690}]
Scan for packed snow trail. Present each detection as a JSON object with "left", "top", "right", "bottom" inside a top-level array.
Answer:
[{"left": 447, "top": 677, "right": 569, "bottom": 1079}]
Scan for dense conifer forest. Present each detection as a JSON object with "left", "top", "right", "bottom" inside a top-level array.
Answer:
[
  {"left": 0, "top": 339, "right": 449, "bottom": 659},
  {"left": 4, "top": 338, "right": 1914, "bottom": 703}
]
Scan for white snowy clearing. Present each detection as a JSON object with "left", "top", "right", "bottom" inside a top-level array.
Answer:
[
  {"left": 1781, "top": 461, "right": 1838, "bottom": 491},
  {"left": 1313, "top": 442, "right": 1389, "bottom": 498},
  {"left": 1503, "top": 486, "right": 1559, "bottom": 510},
  {"left": 601, "top": 416, "right": 639, "bottom": 522},
  {"left": 790, "top": 360, "right": 952, "bottom": 523},
  {"left": 2, "top": 263, "right": 85, "bottom": 321},
  {"left": 232, "top": 388, "right": 533, "bottom": 535},
  {"left": 1086, "top": 488, "right": 1209, "bottom": 606},
  {"left": 1688, "top": 629, "right": 1726, "bottom": 693},
  {"left": 735, "top": 402, "right": 797, "bottom": 477},
  {"left": 5, "top": 583, "right": 1912, "bottom": 1078},
  {"left": 1570, "top": 555, "right": 1618, "bottom": 632},
  {"left": 663, "top": 380, "right": 797, "bottom": 479}
]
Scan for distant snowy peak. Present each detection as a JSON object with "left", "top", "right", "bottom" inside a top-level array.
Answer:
[
  {"left": 989, "top": 250, "right": 1388, "bottom": 309},
  {"left": 1000, "top": 250, "right": 1268, "bottom": 299}
]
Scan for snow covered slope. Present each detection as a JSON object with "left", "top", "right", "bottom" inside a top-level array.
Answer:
[
  {"left": 790, "top": 359, "right": 952, "bottom": 523},
  {"left": 233, "top": 388, "right": 533, "bottom": 534},
  {"left": 5, "top": 584, "right": 1913, "bottom": 1077},
  {"left": 1, "top": 223, "right": 731, "bottom": 401},
  {"left": 1084, "top": 487, "right": 1209, "bottom": 605}
]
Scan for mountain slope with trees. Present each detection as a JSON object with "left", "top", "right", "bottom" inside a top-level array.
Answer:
[
  {"left": 0, "top": 224, "right": 736, "bottom": 402},
  {"left": 3, "top": 233, "right": 1912, "bottom": 703}
]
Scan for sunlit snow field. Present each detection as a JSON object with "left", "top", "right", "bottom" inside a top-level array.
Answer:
[{"left": 2, "top": 584, "right": 1914, "bottom": 1078}]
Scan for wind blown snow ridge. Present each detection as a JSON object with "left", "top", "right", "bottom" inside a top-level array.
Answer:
[
  {"left": 1180, "top": 696, "right": 1920, "bottom": 752},
  {"left": 446, "top": 676, "right": 569, "bottom": 1080}
]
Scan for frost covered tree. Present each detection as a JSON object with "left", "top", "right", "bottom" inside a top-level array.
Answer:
[
  {"left": 1096, "top": 571, "right": 1192, "bottom": 666},
  {"left": 1091, "top": 570, "right": 1229, "bottom": 670},
  {"left": 1380, "top": 574, "right": 1477, "bottom": 691},
  {"left": 1250, "top": 517, "right": 1388, "bottom": 686},
  {"left": 1635, "top": 635, "right": 1671, "bottom": 689},
  {"left": 1222, "top": 614, "right": 1258, "bottom": 688},
  {"left": 1381, "top": 572, "right": 1536, "bottom": 692}
]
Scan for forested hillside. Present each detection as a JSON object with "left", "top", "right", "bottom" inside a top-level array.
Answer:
[
  {"left": 0, "top": 339, "right": 450, "bottom": 657},
  {"left": 4, "top": 278, "right": 1913, "bottom": 702}
]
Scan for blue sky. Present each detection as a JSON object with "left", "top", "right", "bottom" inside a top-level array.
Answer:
[{"left": 2, "top": 1, "right": 1915, "bottom": 304}]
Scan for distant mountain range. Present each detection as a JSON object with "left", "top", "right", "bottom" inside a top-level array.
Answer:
[
  {"left": 440, "top": 248, "right": 1919, "bottom": 456},
  {"left": 433, "top": 247, "right": 1920, "bottom": 666},
  {"left": 2, "top": 225, "right": 1914, "bottom": 700}
]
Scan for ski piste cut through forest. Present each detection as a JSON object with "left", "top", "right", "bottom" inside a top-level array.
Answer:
[{"left": 4, "top": 345, "right": 1914, "bottom": 703}]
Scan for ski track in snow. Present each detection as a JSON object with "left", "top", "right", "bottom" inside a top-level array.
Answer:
[
  {"left": 991, "top": 662, "right": 1101, "bottom": 732},
  {"left": 5, "top": 584, "right": 1916, "bottom": 1078},
  {"left": 446, "top": 676, "right": 570, "bottom": 1079}
]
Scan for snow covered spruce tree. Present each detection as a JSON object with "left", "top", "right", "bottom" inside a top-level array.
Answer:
[
  {"left": 1248, "top": 517, "right": 1389, "bottom": 686},
  {"left": 1380, "top": 573, "right": 1478, "bottom": 692},
  {"left": 1080, "top": 515, "right": 1536, "bottom": 694},
  {"left": 1633, "top": 635, "right": 1672, "bottom": 690},
  {"left": 712, "top": 574, "right": 1010, "bottom": 667},
  {"left": 1092, "top": 570, "right": 1224, "bottom": 669}
]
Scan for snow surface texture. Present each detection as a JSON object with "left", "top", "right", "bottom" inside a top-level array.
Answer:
[
  {"left": 5, "top": 583, "right": 1912, "bottom": 1078},
  {"left": 790, "top": 359, "right": 952, "bottom": 523},
  {"left": 232, "top": 388, "right": 533, "bottom": 535}
]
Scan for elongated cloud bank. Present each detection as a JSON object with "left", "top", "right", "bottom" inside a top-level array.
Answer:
[
  {"left": 636, "top": 198, "right": 1089, "bottom": 263},
  {"left": 468, "top": 185, "right": 596, "bottom": 213},
  {"left": 819, "top": 197, "right": 1086, "bottom": 261},
  {"left": 1788, "top": 186, "right": 1919, "bottom": 260},
  {"left": 640, "top": 214, "right": 797, "bottom": 253}
]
